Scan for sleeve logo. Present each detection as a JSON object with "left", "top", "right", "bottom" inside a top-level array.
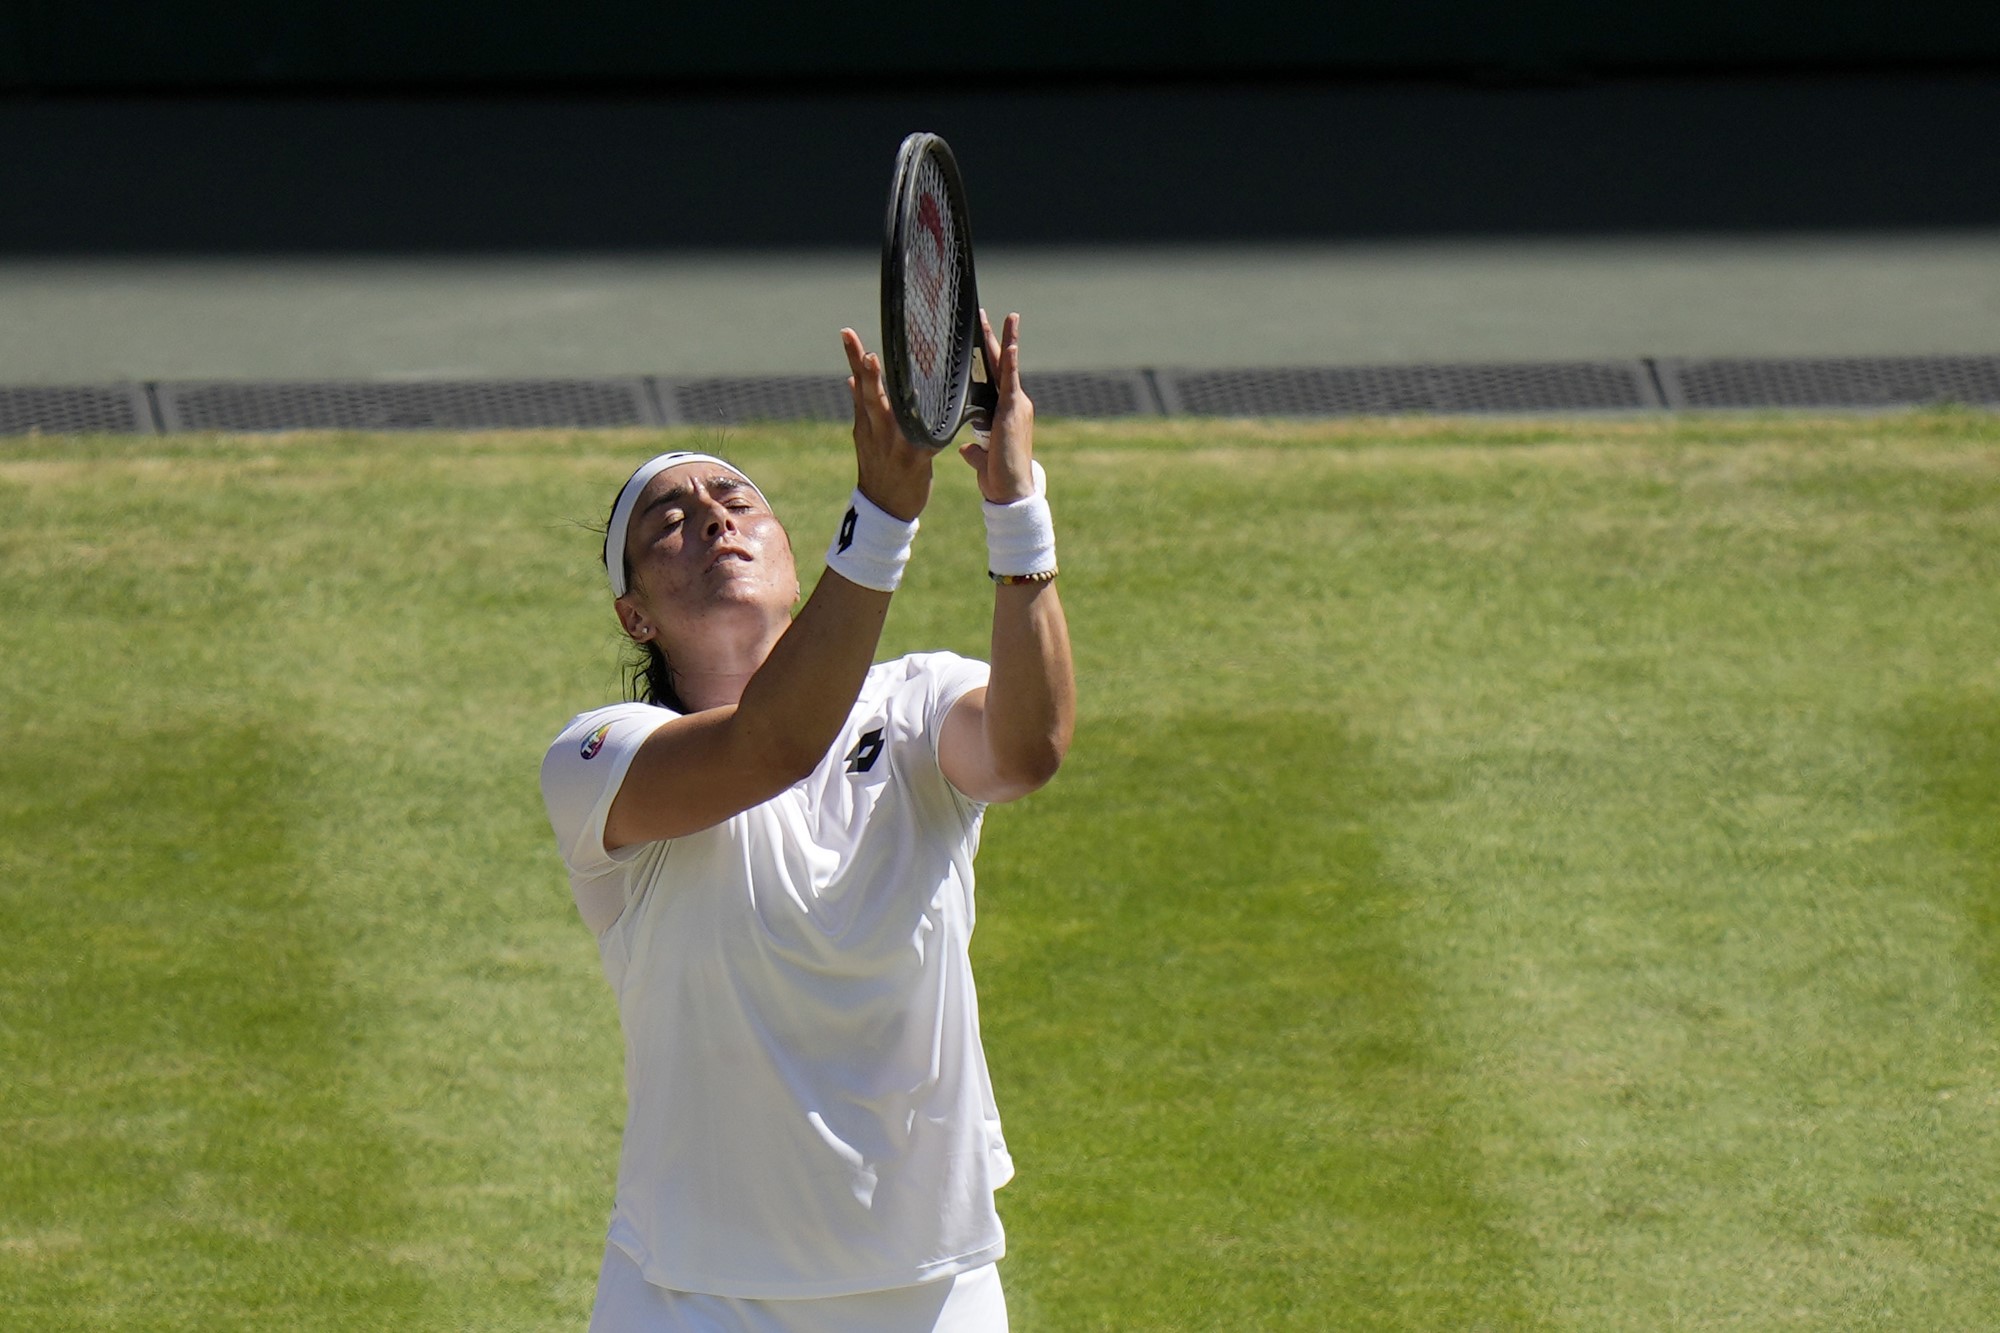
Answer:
[{"left": 579, "top": 722, "right": 613, "bottom": 760}]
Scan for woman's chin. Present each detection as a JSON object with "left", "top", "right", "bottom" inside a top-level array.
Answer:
[{"left": 702, "top": 572, "right": 789, "bottom": 611}]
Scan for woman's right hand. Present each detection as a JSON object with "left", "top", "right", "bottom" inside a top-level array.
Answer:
[{"left": 841, "top": 328, "right": 934, "bottom": 523}]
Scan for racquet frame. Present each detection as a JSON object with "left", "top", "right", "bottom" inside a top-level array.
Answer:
[{"left": 880, "top": 132, "right": 997, "bottom": 449}]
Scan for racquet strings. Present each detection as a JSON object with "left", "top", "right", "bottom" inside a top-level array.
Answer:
[{"left": 903, "top": 151, "right": 967, "bottom": 438}]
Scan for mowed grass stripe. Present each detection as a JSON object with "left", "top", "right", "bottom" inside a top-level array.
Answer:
[
  {"left": 1900, "top": 692, "right": 2000, "bottom": 1000},
  {"left": 980, "top": 714, "right": 1531, "bottom": 1331},
  {"left": 2, "top": 416, "right": 1998, "bottom": 1330},
  {"left": 1300, "top": 425, "right": 2000, "bottom": 1328},
  {"left": 0, "top": 721, "right": 426, "bottom": 1329},
  {"left": 964, "top": 419, "right": 2000, "bottom": 1328}
]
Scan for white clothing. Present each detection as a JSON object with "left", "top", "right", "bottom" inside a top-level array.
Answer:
[
  {"left": 541, "top": 652, "right": 1013, "bottom": 1300},
  {"left": 587, "top": 1245, "right": 1007, "bottom": 1333}
]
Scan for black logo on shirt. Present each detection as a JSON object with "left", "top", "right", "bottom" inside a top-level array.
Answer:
[
  {"left": 837, "top": 506, "right": 858, "bottom": 554},
  {"left": 844, "top": 727, "right": 885, "bottom": 774}
]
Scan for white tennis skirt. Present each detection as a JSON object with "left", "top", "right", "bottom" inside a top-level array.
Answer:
[{"left": 587, "top": 1242, "right": 1008, "bottom": 1333}]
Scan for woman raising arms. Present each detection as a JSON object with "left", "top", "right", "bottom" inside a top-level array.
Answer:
[{"left": 540, "top": 311, "right": 1072, "bottom": 1333}]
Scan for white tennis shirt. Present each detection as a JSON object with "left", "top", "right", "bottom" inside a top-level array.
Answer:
[{"left": 540, "top": 652, "right": 1013, "bottom": 1299}]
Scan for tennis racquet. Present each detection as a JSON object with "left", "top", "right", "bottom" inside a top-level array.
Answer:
[{"left": 880, "top": 132, "right": 996, "bottom": 450}]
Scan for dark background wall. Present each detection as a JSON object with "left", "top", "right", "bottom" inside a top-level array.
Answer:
[
  {"left": 7, "top": 0, "right": 2000, "bottom": 89},
  {"left": 3, "top": 3, "right": 1997, "bottom": 253}
]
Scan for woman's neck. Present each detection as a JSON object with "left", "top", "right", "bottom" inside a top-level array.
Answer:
[{"left": 661, "top": 610, "right": 789, "bottom": 712}]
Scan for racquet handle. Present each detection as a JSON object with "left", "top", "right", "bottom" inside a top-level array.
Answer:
[{"left": 967, "top": 348, "right": 999, "bottom": 443}]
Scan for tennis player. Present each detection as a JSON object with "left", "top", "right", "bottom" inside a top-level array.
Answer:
[{"left": 540, "top": 311, "right": 1072, "bottom": 1333}]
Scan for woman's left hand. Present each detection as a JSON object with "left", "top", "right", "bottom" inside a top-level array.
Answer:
[{"left": 959, "top": 311, "right": 1037, "bottom": 504}]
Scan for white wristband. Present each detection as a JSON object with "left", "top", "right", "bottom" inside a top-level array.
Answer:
[
  {"left": 826, "top": 488, "right": 919, "bottom": 592},
  {"left": 983, "top": 461, "right": 1057, "bottom": 577}
]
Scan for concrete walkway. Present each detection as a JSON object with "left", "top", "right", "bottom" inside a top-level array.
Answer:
[{"left": 3, "top": 231, "right": 1996, "bottom": 384}]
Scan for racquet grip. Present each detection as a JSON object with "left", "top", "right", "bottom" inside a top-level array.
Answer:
[{"left": 967, "top": 366, "right": 998, "bottom": 442}]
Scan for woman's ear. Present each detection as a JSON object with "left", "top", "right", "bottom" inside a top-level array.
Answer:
[{"left": 615, "top": 595, "right": 650, "bottom": 642}]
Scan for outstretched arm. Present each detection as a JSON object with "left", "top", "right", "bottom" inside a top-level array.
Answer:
[
  {"left": 940, "top": 312, "right": 1077, "bottom": 804},
  {"left": 604, "top": 332, "right": 934, "bottom": 847}
]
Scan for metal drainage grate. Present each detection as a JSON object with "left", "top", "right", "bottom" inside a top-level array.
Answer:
[
  {"left": 1658, "top": 356, "right": 2000, "bottom": 409},
  {"left": 1156, "top": 361, "right": 1659, "bottom": 417},
  {"left": 156, "top": 379, "right": 656, "bottom": 432},
  {"left": 659, "top": 376, "right": 853, "bottom": 426},
  {"left": 0, "top": 384, "right": 152, "bottom": 435},
  {"left": 660, "top": 371, "right": 1161, "bottom": 426},
  {"left": 1024, "top": 371, "right": 1160, "bottom": 418},
  {"left": 12, "top": 359, "right": 2000, "bottom": 437}
]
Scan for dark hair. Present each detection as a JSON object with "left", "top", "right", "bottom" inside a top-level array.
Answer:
[
  {"left": 628, "top": 636, "right": 687, "bottom": 714},
  {"left": 603, "top": 495, "right": 689, "bottom": 714}
]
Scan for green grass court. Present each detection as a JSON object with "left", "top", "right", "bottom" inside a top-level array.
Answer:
[{"left": 3, "top": 414, "right": 1997, "bottom": 1330}]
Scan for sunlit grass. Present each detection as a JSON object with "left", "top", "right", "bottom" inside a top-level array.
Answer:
[{"left": 2, "top": 413, "right": 1997, "bottom": 1329}]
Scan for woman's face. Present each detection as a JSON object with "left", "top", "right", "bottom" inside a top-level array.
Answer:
[{"left": 616, "top": 462, "right": 797, "bottom": 643}]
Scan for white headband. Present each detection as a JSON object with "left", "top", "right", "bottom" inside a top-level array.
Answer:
[{"left": 604, "top": 451, "right": 771, "bottom": 596}]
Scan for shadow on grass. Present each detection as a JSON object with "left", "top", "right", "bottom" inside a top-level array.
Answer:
[
  {"left": 0, "top": 720, "right": 425, "bottom": 1330},
  {"left": 978, "top": 710, "right": 1529, "bottom": 1331}
]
